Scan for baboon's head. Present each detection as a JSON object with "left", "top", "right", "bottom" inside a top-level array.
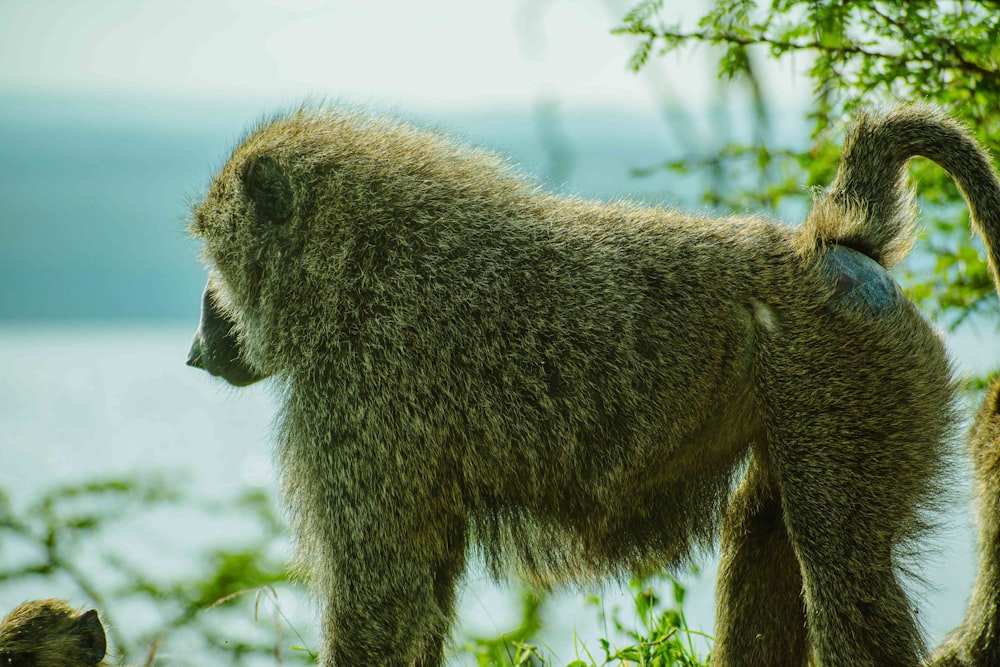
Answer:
[
  {"left": 187, "top": 108, "right": 515, "bottom": 386},
  {"left": 187, "top": 124, "right": 308, "bottom": 387},
  {"left": 0, "top": 599, "right": 107, "bottom": 667}
]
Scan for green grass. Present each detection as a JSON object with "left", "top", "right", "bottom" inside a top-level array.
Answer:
[{"left": 463, "top": 577, "right": 712, "bottom": 667}]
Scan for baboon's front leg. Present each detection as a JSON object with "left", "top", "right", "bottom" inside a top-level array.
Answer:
[
  {"left": 316, "top": 496, "right": 467, "bottom": 667},
  {"left": 714, "top": 447, "right": 810, "bottom": 667}
]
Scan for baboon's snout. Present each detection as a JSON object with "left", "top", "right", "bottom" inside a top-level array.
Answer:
[
  {"left": 186, "top": 281, "right": 267, "bottom": 387},
  {"left": 186, "top": 333, "right": 206, "bottom": 369}
]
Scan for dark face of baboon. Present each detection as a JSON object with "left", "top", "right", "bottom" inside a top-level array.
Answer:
[
  {"left": 186, "top": 280, "right": 265, "bottom": 387},
  {"left": 0, "top": 599, "right": 107, "bottom": 667}
]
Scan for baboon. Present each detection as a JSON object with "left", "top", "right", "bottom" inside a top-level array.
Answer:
[
  {"left": 187, "top": 104, "right": 1000, "bottom": 666},
  {"left": 0, "top": 599, "right": 109, "bottom": 666},
  {"left": 929, "top": 375, "right": 1000, "bottom": 667}
]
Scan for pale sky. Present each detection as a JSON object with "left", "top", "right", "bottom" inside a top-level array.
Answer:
[{"left": 0, "top": 0, "right": 808, "bottom": 111}]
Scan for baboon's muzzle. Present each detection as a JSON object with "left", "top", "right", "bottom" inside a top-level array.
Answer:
[{"left": 187, "top": 282, "right": 266, "bottom": 387}]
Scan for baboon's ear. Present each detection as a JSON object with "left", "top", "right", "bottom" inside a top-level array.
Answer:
[
  {"left": 244, "top": 154, "right": 293, "bottom": 224},
  {"left": 75, "top": 609, "right": 107, "bottom": 665}
]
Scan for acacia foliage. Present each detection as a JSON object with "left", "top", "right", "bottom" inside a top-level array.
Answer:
[{"left": 616, "top": 0, "right": 1000, "bottom": 325}]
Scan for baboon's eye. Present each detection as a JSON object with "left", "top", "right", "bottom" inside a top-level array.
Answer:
[{"left": 244, "top": 154, "right": 294, "bottom": 225}]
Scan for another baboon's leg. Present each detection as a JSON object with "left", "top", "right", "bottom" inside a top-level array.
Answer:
[
  {"left": 714, "top": 446, "right": 809, "bottom": 667},
  {"left": 928, "top": 379, "right": 1000, "bottom": 667},
  {"left": 318, "top": 499, "right": 466, "bottom": 667}
]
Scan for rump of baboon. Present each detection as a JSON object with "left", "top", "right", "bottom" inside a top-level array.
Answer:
[
  {"left": 187, "top": 104, "right": 1000, "bottom": 666},
  {"left": 0, "top": 598, "right": 109, "bottom": 666}
]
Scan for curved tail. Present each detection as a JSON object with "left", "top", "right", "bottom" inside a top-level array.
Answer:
[{"left": 801, "top": 105, "right": 1000, "bottom": 288}]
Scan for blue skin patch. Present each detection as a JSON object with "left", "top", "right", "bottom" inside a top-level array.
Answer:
[{"left": 822, "top": 245, "right": 902, "bottom": 317}]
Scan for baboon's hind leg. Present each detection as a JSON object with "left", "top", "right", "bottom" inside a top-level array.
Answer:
[
  {"left": 714, "top": 444, "right": 809, "bottom": 667},
  {"left": 762, "top": 341, "right": 952, "bottom": 666},
  {"left": 773, "top": 429, "right": 925, "bottom": 667}
]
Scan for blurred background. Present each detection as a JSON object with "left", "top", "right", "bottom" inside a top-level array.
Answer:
[{"left": 1, "top": 1, "right": 998, "bottom": 664}]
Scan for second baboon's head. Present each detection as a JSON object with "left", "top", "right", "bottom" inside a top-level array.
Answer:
[{"left": 0, "top": 599, "right": 108, "bottom": 667}]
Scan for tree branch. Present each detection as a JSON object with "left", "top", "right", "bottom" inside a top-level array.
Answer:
[{"left": 632, "top": 26, "right": 999, "bottom": 81}]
